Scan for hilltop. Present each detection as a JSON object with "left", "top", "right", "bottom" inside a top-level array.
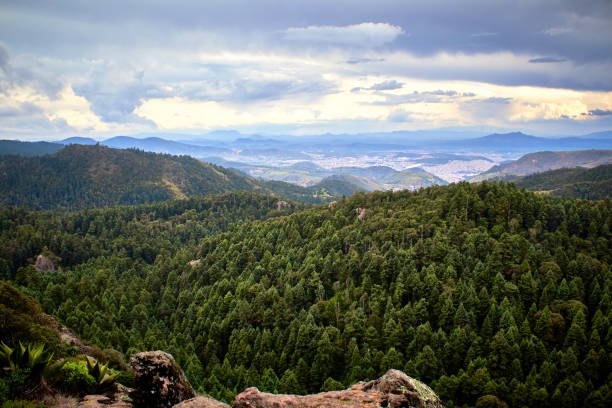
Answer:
[
  {"left": 514, "top": 164, "right": 612, "bottom": 200},
  {"left": 0, "top": 144, "right": 352, "bottom": 210}
]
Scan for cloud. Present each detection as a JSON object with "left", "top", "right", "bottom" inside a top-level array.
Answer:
[
  {"left": 543, "top": 27, "right": 575, "bottom": 36},
  {"left": 585, "top": 109, "right": 612, "bottom": 116},
  {"left": 471, "top": 32, "right": 498, "bottom": 37},
  {"left": 180, "top": 77, "right": 337, "bottom": 104},
  {"left": 369, "top": 80, "right": 404, "bottom": 91},
  {"left": 529, "top": 57, "right": 567, "bottom": 63},
  {"left": 371, "top": 90, "right": 474, "bottom": 105},
  {"left": 481, "top": 97, "right": 512, "bottom": 104},
  {"left": 0, "top": 45, "right": 8, "bottom": 75},
  {"left": 0, "top": 101, "right": 42, "bottom": 118},
  {"left": 387, "top": 109, "right": 413, "bottom": 123},
  {"left": 284, "top": 22, "right": 404, "bottom": 47},
  {"left": 346, "top": 57, "right": 385, "bottom": 65}
]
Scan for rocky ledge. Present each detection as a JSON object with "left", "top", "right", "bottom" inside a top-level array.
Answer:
[
  {"left": 127, "top": 350, "right": 444, "bottom": 408},
  {"left": 232, "top": 369, "right": 443, "bottom": 408}
]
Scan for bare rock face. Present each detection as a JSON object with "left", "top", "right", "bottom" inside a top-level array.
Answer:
[
  {"left": 276, "top": 200, "right": 290, "bottom": 210},
  {"left": 173, "top": 396, "right": 230, "bottom": 408},
  {"left": 130, "top": 351, "right": 196, "bottom": 408},
  {"left": 233, "top": 369, "right": 444, "bottom": 408},
  {"left": 34, "top": 254, "right": 55, "bottom": 271}
]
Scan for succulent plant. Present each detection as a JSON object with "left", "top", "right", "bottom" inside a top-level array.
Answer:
[{"left": 85, "top": 356, "right": 119, "bottom": 388}]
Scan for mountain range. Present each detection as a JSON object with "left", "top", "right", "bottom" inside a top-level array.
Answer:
[{"left": 473, "top": 149, "right": 612, "bottom": 181}]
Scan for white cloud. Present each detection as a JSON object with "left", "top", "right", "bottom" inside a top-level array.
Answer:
[
  {"left": 543, "top": 27, "right": 575, "bottom": 36},
  {"left": 284, "top": 22, "right": 404, "bottom": 47}
]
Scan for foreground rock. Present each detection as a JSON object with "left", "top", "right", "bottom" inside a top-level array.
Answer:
[
  {"left": 233, "top": 369, "right": 444, "bottom": 408},
  {"left": 130, "top": 351, "right": 196, "bottom": 408},
  {"left": 173, "top": 396, "right": 230, "bottom": 408}
]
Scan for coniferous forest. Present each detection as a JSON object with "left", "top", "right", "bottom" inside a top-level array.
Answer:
[{"left": 1, "top": 181, "right": 611, "bottom": 407}]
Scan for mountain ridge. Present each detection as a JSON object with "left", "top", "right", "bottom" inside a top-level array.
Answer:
[{"left": 0, "top": 144, "right": 348, "bottom": 210}]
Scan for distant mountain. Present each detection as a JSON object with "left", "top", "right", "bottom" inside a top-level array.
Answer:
[
  {"left": 442, "top": 132, "right": 612, "bottom": 153},
  {"left": 472, "top": 149, "right": 612, "bottom": 181},
  {"left": 0, "top": 140, "right": 63, "bottom": 156},
  {"left": 59, "top": 137, "right": 98, "bottom": 145},
  {"left": 582, "top": 130, "right": 612, "bottom": 139},
  {"left": 0, "top": 144, "right": 344, "bottom": 210},
  {"left": 514, "top": 164, "right": 612, "bottom": 200},
  {"left": 101, "top": 136, "right": 230, "bottom": 156}
]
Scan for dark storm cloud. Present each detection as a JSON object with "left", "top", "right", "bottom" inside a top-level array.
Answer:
[{"left": 3, "top": 1, "right": 610, "bottom": 62}]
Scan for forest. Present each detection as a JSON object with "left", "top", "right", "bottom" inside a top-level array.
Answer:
[
  {"left": 0, "top": 145, "right": 346, "bottom": 210},
  {"left": 1, "top": 181, "right": 611, "bottom": 407}
]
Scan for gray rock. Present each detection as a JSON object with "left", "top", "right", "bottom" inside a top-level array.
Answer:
[{"left": 129, "top": 351, "right": 195, "bottom": 408}]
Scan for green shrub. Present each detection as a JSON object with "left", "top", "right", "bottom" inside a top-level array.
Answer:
[
  {"left": 46, "top": 360, "right": 95, "bottom": 395},
  {"left": 0, "top": 369, "right": 30, "bottom": 402},
  {"left": 1, "top": 400, "right": 46, "bottom": 408}
]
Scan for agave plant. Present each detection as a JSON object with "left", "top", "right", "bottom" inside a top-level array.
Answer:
[
  {"left": 85, "top": 356, "right": 119, "bottom": 389},
  {"left": 0, "top": 342, "right": 54, "bottom": 379}
]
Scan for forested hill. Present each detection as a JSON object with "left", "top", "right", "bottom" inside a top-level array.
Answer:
[
  {"left": 9, "top": 182, "right": 612, "bottom": 407},
  {"left": 514, "top": 164, "right": 612, "bottom": 200},
  {"left": 0, "top": 144, "right": 341, "bottom": 210},
  {"left": 473, "top": 149, "right": 612, "bottom": 181}
]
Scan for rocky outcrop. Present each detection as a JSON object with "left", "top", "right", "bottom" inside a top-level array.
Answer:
[
  {"left": 35, "top": 254, "right": 55, "bottom": 271},
  {"left": 130, "top": 351, "right": 195, "bottom": 408},
  {"left": 355, "top": 207, "right": 370, "bottom": 220},
  {"left": 173, "top": 396, "right": 230, "bottom": 408},
  {"left": 276, "top": 200, "right": 290, "bottom": 210},
  {"left": 233, "top": 369, "right": 444, "bottom": 408}
]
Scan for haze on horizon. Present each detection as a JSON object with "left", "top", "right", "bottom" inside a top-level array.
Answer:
[{"left": 1, "top": 0, "right": 611, "bottom": 141}]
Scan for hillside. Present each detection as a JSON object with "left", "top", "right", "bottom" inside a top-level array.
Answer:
[
  {"left": 514, "top": 164, "right": 612, "bottom": 200},
  {"left": 382, "top": 169, "right": 448, "bottom": 189},
  {"left": 473, "top": 149, "right": 612, "bottom": 181},
  {"left": 0, "top": 139, "right": 64, "bottom": 156},
  {"left": 0, "top": 144, "right": 350, "bottom": 210},
  {"left": 4, "top": 182, "right": 610, "bottom": 407}
]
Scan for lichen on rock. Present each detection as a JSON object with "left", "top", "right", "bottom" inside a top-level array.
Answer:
[
  {"left": 129, "top": 351, "right": 195, "bottom": 408},
  {"left": 233, "top": 369, "right": 444, "bottom": 408}
]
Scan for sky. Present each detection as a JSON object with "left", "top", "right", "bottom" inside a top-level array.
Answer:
[{"left": 0, "top": 0, "right": 611, "bottom": 140}]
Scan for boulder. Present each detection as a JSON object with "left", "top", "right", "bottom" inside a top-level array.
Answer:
[
  {"left": 173, "top": 396, "right": 229, "bottom": 408},
  {"left": 232, "top": 369, "right": 444, "bottom": 408},
  {"left": 129, "top": 351, "right": 195, "bottom": 408}
]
